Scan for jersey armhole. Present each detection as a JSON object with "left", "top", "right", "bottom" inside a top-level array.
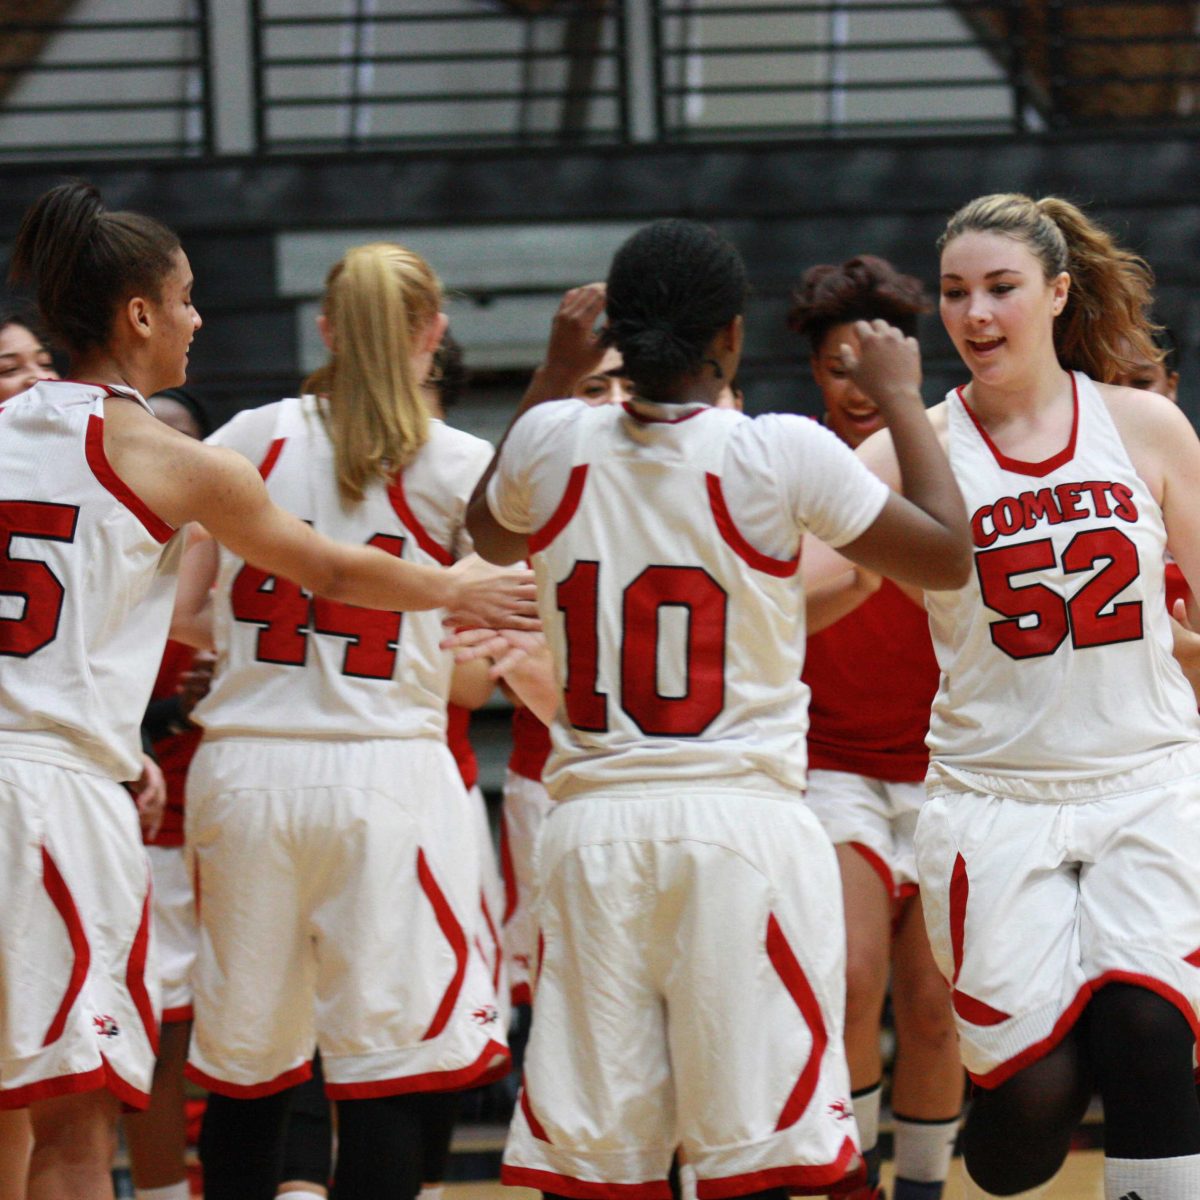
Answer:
[{"left": 85, "top": 413, "right": 176, "bottom": 544}]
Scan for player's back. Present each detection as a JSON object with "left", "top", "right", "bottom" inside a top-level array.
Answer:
[
  {"left": 195, "top": 395, "right": 492, "bottom": 740},
  {"left": 0, "top": 381, "right": 181, "bottom": 780},
  {"left": 494, "top": 398, "right": 888, "bottom": 799}
]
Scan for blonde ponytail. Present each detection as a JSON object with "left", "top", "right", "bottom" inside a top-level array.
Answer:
[
  {"left": 939, "top": 193, "right": 1159, "bottom": 383},
  {"left": 303, "top": 242, "right": 441, "bottom": 503}
]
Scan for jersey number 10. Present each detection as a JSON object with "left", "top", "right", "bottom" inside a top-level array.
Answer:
[{"left": 557, "top": 561, "right": 727, "bottom": 737}]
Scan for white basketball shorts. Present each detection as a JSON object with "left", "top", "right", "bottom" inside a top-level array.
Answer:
[
  {"left": 469, "top": 783, "right": 510, "bottom": 1033},
  {"left": 0, "top": 756, "right": 158, "bottom": 1110},
  {"left": 803, "top": 769, "right": 925, "bottom": 900},
  {"left": 501, "top": 786, "right": 863, "bottom": 1199},
  {"left": 917, "top": 753, "right": 1200, "bottom": 1088},
  {"left": 146, "top": 844, "right": 197, "bottom": 1023},
  {"left": 500, "top": 768, "right": 555, "bottom": 1007},
  {"left": 185, "top": 736, "right": 510, "bottom": 1099}
]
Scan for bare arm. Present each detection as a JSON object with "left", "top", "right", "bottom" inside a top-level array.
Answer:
[
  {"left": 108, "top": 405, "right": 538, "bottom": 628},
  {"left": 449, "top": 657, "right": 496, "bottom": 710},
  {"left": 833, "top": 321, "right": 971, "bottom": 591},
  {"left": 169, "top": 528, "right": 218, "bottom": 649},
  {"left": 468, "top": 283, "right": 607, "bottom": 565}
]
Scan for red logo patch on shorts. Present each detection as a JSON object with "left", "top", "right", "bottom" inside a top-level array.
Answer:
[
  {"left": 472, "top": 1005, "right": 499, "bottom": 1026},
  {"left": 828, "top": 1098, "right": 854, "bottom": 1121},
  {"left": 92, "top": 1015, "right": 120, "bottom": 1038}
]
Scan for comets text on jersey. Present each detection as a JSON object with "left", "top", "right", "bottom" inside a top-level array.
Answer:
[{"left": 971, "top": 481, "right": 1138, "bottom": 549}]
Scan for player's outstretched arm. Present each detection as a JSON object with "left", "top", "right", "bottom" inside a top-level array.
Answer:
[
  {"left": 835, "top": 320, "right": 971, "bottom": 591},
  {"left": 113, "top": 413, "right": 539, "bottom": 628}
]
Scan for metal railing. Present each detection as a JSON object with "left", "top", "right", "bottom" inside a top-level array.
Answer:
[
  {"left": 251, "top": 0, "right": 629, "bottom": 152},
  {"left": 0, "top": 1, "right": 1194, "bottom": 161},
  {"left": 0, "top": 2, "right": 213, "bottom": 161}
]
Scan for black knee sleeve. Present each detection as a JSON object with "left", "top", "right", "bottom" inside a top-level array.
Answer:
[
  {"left": 962, "top": 1029, "right": 1092, "bottom": 1194},
  {"left": 333, "top": 1093, "right": 426, "bottom": 1200},
  {"left": 1089, "top": 982, "right": 1200, "bottom": 1159},
  {"left": 199, "top": 1089, "right": 291, "bottom": 1200},
  {"left": 279, "top": 1062, "right": 334, "bottom": 1187},
  {"left": 418, "top": 1090, "right": 461, "bottom": 1183}
]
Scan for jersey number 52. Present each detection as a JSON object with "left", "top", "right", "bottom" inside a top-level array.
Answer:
[{"left": 976, "top": 528, "right": 1143, "bottom": 660}]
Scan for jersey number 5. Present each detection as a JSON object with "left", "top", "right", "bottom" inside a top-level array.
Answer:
[
  {"left": 975, "top": 528, "right": 1143, "bottom": 660},
  {"left": 0, "top": 501, "right": 79, "bottom": 658},
  {"left": 557, "top": 561, "right": 727, "bottom": 736},
  {"left": 230, "top": 534, "right": 407, "bottom": 680}
]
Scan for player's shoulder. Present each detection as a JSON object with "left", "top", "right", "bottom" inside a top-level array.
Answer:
[
  {"left": 506, "top": 397, "right": 592, "bottom": 451},
  {"left": 427, "top": 418, "right": 494, "bottom": 462}
]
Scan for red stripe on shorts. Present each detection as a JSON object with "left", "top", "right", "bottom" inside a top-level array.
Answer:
[
  {"left": 695, "top": 1136, "right": 862, "bottom": 1198},
  {"left": 520, "top": 1085, "right": 551, "bottom": 1142},
  {"left": 501, "top": 1167, "right": 672, "bottom": 1200},
  {"left": 40, "top": 846, "right": 91, "bottom": 1047},
  {"left": 946, "top": 852, "right": 1011, "bottom": 1026},
  {"left": 480, "top": 892, "right": 502, "bottom": 992},
  {"left": 417, "top": 849, "right": 468, "bottom": 1040},
  {"left": 500, "top": 808, "right": 519, "bottom": 925},
  {"left": 848, "top": 842, "right": 895, "bottom": 901},
  {"left": 765, "top": 913, "right": 828, "bottom": 1131},
  {"left": 126, "top": 883, "right": 160, "bottom": 1054}
]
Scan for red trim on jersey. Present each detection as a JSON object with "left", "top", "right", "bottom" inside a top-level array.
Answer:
[
  {"left": 418, "top": 849, "right": 469, "bottom": 1040},
  {"left": 186, "top": 1059, "right": 313, "bottom": 1099},
  {"left": 956, "top": 373, "right": 1079, "bottom": 478},
  {"left": 696, "top": 1137, "right": 863, "bottom": 1198},
  {"left": 161, "top": 1005, "right": 194, "bottom": 1025},
  {"left": 480, "top": 893, "right": 502, "bottom": 991},
  {"left": 499, "top": 809, "right": 519, "bottom": 925},
  {"left": 766, "top": 913, "right": 827, "bottom": 1130},
  {"left": 324, "top": 1038, "right": 511, "bottom": 1099},
  {"left": 969, "top": 971, "right": 1200, "bottom": 1090},
  {"left": 509, "top": 705, "right": 551, "bottom": 781},
  {"left": 896, "top": 881, "right": 920, "bottom": 905},
  {"left": 126, "top": 886, "right": 160, "bottom": 1055},
  {"left": 501, "top": 1168, "right": 672, "bottom": 1200},
  {"left": 388, "top": 475, "right": 454, "bottom": 566},
  {"left": 1186, "top": 947, "right": 1200, "bottom": 968},
  {"left": 447, "top": 704, "right": 479, "bottom": 791},
  {"left": 40, "top": 846, "right": 91, "bottom": 1047},
  {"left": 528, "top": 464, "right": 588, "bottom": 555},
  {"left": 258, "top": 437, "right": 285, "bottom": 480},
  {"left": 847, "top": 842, "right": 895, "bottom": 901},
  {"left": 620, "top": 401, "right": 708, "bottom": 426},
  {"left": 520, "top": 1085, "right": 551, "bottom": 1141},
  {"left": 706, "top": 473, "right": 800, "bottom": 578},
  {"left": 84, "top": 414, "right": 174, "bottom": 543},
  {"left": 511, "top": 981, "right": 533, "bottom": 1007}
]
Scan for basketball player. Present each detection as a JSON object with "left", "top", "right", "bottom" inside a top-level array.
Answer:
[
  {"left": 177, "top": 243, "right": 514, "bottom": 1200},
  {"left": 788, "top": 257, "right": 963, "bottom": 1200},
  {"left": 0, "top": 182, "right": 533, "bottom": 1200},
  {"left": 849, "top": 194, "right": 1200, "bottom": 1200},
  {"left": 466, "top": 218, "right": 972, "bottom": 1199},
  {"left": 0, "top": 310, "right": 59, "bottom": 1200}
]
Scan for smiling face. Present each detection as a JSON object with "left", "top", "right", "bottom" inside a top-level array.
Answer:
[
  {"left": 0, "top": 321, "right": 58, "bottom": 401},
  {"left": 939, "top": 230, "right": 1068, "bottom": 390},
  {"left": 812, "top": 322, "right": 883, "bottom": 448}
]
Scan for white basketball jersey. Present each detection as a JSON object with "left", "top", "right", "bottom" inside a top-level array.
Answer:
[
  {"left": 194, "top": 396, "right": 492, "bottom": 740},
  {"left": 489, "top": 399, "right": 889, "bottom": 801},
  {"left": 0, "top": 381, "right": 182, "bottom": 780},
  {"left": 926, "top": 372, "right": 1200, "bottom": 788}
]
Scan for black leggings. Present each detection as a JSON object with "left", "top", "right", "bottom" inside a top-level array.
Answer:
[{"left": 963, "top": 983, "right": 1200, "bottom": 1194}]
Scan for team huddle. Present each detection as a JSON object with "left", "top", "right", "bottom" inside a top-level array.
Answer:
[{"left": 1, "top": 180, "right": 1198, "bottom": 1200}]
